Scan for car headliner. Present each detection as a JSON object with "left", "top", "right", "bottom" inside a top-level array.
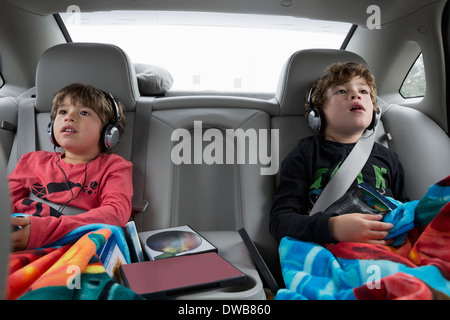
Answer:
[{"left": 2, "top": 0, "right": 440, "bottom": 27}]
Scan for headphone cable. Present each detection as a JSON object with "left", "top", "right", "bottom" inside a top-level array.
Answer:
[{"left": 54, "top": 147, "right": 98, "bottom": 215}]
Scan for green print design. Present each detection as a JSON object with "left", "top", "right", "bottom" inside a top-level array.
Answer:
[
  {"left": 373, "top": 165, "right": 387, "bottom": 190},
  {"left": 310, "top": 163, "right": 387, "bottom": 193}
]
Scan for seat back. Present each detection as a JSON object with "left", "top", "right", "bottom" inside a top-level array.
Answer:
[
  {"left": 382, "top": 104, "right": 450, "bottom": 199},
  {"left": 145, "top": 97, "right": 278, "bottom": 224}
]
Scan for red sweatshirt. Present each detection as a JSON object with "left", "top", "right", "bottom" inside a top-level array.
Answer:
[{"left": 8, "top": 151, "right": 133, "bottom": 249}]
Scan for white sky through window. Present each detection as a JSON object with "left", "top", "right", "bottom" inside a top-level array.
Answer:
[{"left": 61, "top": 11, "right": 351, "bottom": 93}]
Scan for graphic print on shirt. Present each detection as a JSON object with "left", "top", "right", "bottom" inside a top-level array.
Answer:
[
  {"left": 308, "top": 162, "right": 388, "bottom": 208},
  {"left": 21, "top": 180, "right": 99, "bottom": 216}
]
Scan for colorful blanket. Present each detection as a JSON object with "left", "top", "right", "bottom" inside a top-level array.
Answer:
[
  {"left": 275, "top": 176, "right": 450, "bottom": 300},
  {"left": 7, "top": 224, "right": 143, "bottom": 300}
]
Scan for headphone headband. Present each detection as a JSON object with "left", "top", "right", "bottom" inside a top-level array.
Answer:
[
  {"left": 102, "top": 91, "right": 120, "bottom": 128},
  {"left": 306, "top": 85, "right": 315, "bottom": 112}
]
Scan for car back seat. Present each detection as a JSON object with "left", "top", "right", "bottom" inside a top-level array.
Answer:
[{"left": 6, "top": 42, "right": 268, "bottom": 299}]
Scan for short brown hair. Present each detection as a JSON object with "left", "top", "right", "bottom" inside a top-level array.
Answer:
[
  {"left": 305, "top": 62, "right": 378, "bottom": 115},
  {"left": 52, "top": 83, "right": 126, "bottom": 137}
]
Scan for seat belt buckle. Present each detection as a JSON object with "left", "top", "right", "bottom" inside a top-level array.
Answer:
[{"left": 132, "top": 200, "right": 149, "bottom": 214}]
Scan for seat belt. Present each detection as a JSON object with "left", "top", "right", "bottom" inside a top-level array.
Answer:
[
  {"left": 309, "top": 121, "right": 379, "bottom": 216},
  {"left": 7, "top": 99, "right": 36, "bottom": 175},
  {"left": 28, "top": 193, "right": 85, "bottom": 215},
  {"left": 130, "top": 97, "right": 155, "bottom": 216},
  {"left": 16, "top": 99, "right": 36, "bottom": 160}
]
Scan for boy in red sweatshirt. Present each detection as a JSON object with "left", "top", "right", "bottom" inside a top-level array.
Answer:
[{"left": 9, "top": 83, "right": 133, "bottom": 250}]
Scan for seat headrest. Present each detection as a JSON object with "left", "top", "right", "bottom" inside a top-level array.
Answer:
[
  {"left": 275, "top": 49, "right": 368, "bottom": 116},
  {"left": 35, "top": 42, "right": 140, "bottom": 112}
]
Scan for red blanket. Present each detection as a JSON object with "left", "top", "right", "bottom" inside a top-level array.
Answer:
[{"left": 7, "top": 228, "right": 142, "bottom": 300}]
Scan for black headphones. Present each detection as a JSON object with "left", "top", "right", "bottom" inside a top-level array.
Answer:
[
  {"left": 47, "top": 91, "right": 121, "bottom": 150},
  {"left": 306, "top": 85, "right": 380, "bottom": 132}
]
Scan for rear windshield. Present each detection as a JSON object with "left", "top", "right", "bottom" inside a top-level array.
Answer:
[{"left": 60, "top": 10, "right": 352, "bottom": 94}]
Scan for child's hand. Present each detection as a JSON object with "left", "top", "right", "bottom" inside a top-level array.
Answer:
[
  {"left": 329, "top": 213, "right": 394, "bottom": 245},
  {"left": 11, "top": 216, "right": 31, "bottom": 251}
]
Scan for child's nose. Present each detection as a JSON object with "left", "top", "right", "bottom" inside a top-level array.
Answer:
[
  {"left": 350, "top": 91, "right": 362, "bottom": 100},
  {"left": 64, "top": 110, "right": 76, "bottom": 121}
]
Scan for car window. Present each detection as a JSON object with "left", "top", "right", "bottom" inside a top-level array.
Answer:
[
  {"left": 400, "top": 53, "right": 426, "bottom": 98},
  {"left": 60, "top": 10, "right": 352, "bottom": 93}
]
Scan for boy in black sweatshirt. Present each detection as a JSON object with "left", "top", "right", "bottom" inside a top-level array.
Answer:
[{"left": 270, "top": 62, "right": 408, "bottom": 245}]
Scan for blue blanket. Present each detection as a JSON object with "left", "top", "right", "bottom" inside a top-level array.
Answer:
[
  {"left": 44, "top": 222, "right": 132, "bottom": 264},
  {"left": 275, "top": 176, "right": 450, "bottom": 300}
]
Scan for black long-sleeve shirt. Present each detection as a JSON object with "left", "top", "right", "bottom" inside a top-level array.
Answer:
[{"left": 270, "top": 135, "right": 408, "bottom": 244}]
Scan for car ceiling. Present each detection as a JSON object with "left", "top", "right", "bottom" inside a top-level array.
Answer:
[{"left": 1, "top": 0, "right": 441, "bottom": 26}]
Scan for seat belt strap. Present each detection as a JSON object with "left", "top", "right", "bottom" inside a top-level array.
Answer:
[
  {"left": 28, "top": 193, "right": 85, "bottom": 215},
  {"left": 9, "top": 98, "right": 36, "bottom": 175},
  {"left": 17, "top": 99, "right": 36, "bottom": 161},
  {"left": 131, "top": 97, "right": 155, "bottom": 214},
  {"left": 309, "top": 125, "right": 378, "bottom": 215}
]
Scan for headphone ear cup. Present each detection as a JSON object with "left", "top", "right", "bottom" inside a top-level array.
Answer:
[
  {"left": 308, "top": 108, "right": 323, "bottom": 132},
  {"left": 103, "top": 124, "right": 120, "bottom": 150},
  {"left": 47, "top": 122, "right": 60, "bottom": 147},
  {"left": 367, "top": 107, "right": 381, "bottom": 130},
  {"left": 101, "top": 91, "right": 121, "bottom": 150},
  {"left": 306, "top": 85, "right": 324, "bottom": 132}
]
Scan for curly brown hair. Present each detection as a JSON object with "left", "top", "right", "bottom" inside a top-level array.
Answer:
[{"left": 305, "top": 62, "right": 378, "bottom": 118}]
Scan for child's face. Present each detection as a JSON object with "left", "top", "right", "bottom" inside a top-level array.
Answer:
[
  {"left": 53, "top": 96, "right": 103, "bottom": 157},
  {"left": 322, "top": 76, "right": 374, "bottom": 141}
]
